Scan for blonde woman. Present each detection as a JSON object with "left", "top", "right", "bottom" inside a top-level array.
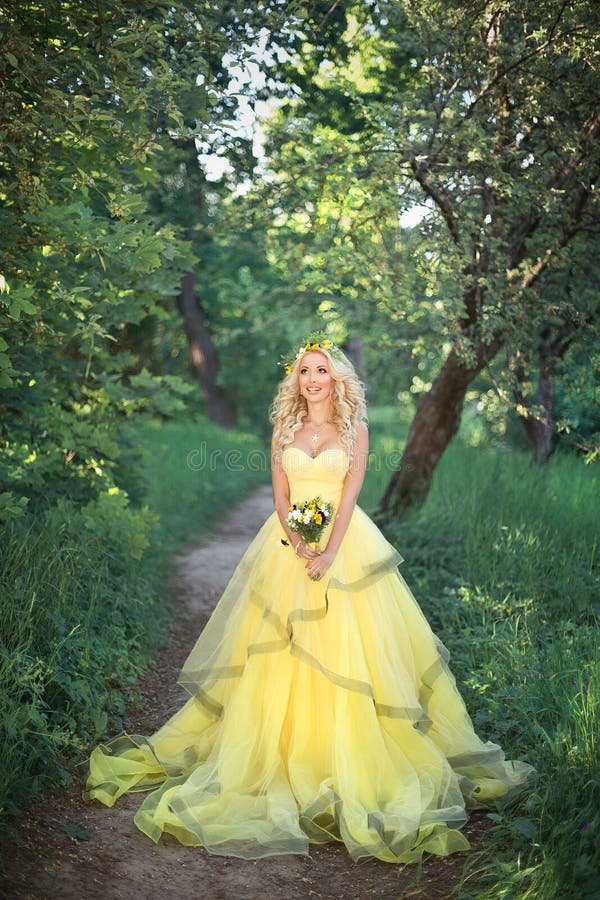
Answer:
[
  {"left": 270, "top": 339, "right": 368, "bottom": 585},
  {"left": 86, "top": 336, "right": 533, "bottom": 864}
]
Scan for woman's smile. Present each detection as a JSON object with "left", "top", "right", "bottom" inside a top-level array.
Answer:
[{"left": 299, "top": 352, "right": 333, "bottom": 402}]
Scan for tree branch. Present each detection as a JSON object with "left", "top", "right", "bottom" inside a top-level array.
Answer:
[
  {"left": 521, "top": 190, "right": 592, "bottom": 290},
  {"left": 545, "top": 111, "right": 600, "bottom": 191},
  {"left": 464, "top": 2, "right": 578, "bottom": 119},
  {"left": 409, "top": 159, "right": 462, "bottom": 245}
]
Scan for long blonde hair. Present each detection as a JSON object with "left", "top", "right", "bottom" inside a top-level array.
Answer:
[{"left": 269, "top": 346, "right": 367, "bottom": 454}]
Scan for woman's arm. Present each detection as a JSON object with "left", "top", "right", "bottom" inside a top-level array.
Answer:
[{"left": 306, "top": 421, "right": 369, "bottom": 580}]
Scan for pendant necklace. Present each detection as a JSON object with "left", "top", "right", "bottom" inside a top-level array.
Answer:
[{"left": 309, "top": 421, "right": 331, "bottom": 447}]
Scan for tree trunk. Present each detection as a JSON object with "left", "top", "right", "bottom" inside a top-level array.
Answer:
[
  {"left": 516, "top": 317, "right": 578, "bottom": 464},
  {"left": 344, "top": 336, "right": 366, "bottom": 387},
  {"left": 515, "top": 358, "right": 555, "bottom": 465},
  {"left": 378, "top": 342, "right": 501, "bottom": 517},
  {"left": 177, "top": 271, "right": 236, "bottom": 428},
  {"left": 530, "top": 362, "right": 555, "bottom": 463}
]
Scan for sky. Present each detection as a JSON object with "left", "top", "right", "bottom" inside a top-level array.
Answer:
[
  {"left": 197, "top": 30, "right": 427, "bottom": 228},
  {"left": 197, "top": 29, "right": 278, "bottom": 183}
]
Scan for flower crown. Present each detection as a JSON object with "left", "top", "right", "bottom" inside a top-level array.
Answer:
[{"left": 278, "top": 335, "right": 343, "bottom": 375}]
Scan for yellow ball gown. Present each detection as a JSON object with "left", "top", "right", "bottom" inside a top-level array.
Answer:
[{"left": 85, "top": 447, "right": 533, "bottom": 862}]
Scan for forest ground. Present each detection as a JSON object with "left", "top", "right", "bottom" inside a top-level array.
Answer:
[{"left": 2, "top": 486, "right": 490, "bottom": 899}]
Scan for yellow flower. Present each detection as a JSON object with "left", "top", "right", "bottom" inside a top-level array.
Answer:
[
  {"left": 315, "top": 513, "right": 323, "bottom": 525},
  {"left": 280, "top": 337, "right": 339, "bottom": 372}
]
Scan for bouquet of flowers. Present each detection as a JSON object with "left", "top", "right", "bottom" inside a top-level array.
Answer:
[{"left": 287, "top": 496, "right": 334, "bottom": 546}]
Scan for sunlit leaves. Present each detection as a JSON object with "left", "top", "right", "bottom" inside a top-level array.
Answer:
[
  {"left": 0, "top": 1, "right": 286, "bottom": 513},
  {"left": 241, "top": 0, "right": 599, "bottom": 450}
]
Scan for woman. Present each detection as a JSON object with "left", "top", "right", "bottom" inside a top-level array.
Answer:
[{"left": 85, "top": 337, "right": 533, "bottom": 863}]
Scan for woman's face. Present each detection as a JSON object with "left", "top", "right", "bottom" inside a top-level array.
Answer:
[{"left": 298, "top": 352, "right": 333, "bottom": 403}]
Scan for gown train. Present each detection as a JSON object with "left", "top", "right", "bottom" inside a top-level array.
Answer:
[{"left": 85, "top": 447, "right": 533, "bottom": 863}]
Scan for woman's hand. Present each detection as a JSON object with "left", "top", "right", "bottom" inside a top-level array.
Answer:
[
  {"left": 293, "top": 539, "right": 320, "bottom": 560},
  {"left": 306, "top": 549, "right": 335, "bottom": 582}
]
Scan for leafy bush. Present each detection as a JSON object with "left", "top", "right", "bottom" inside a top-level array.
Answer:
[
  {"left": 0, "top": 490, "right": 158, "bottom": 818},
  {"left": 0, "top": 416, "right": 268, "bottom": 831}
]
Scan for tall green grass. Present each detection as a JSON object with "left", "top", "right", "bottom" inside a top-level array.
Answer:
[
  {"left": 364, "top": 414, "right": 599, "bottom": 898},
  {"left": 0, "top": 416, "right": 268, "bottom": 832}
]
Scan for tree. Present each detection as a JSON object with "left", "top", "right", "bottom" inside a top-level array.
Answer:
[
  {"left": 376, "top": 0, "right": 600, "bottom": 511},
  {"left": 0, "top": 1, "right": 291, "bottom": 513},
  {"left": 250, "top": 0, "right": 600, "bottom": 513},
  {"left": 507, "top": 249, "right": 599, "bottom": 463}
]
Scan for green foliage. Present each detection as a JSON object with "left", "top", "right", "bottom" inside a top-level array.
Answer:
[
  {"left": 133, "top": 415, "right": 270, "bottom": 556},
  {"left": 190, "top": 231, "right": 305, "bottom": 437},
  {"left": 371, "top": 425, "right": 599, "bottom": 897},
  {"left": 237, "top": 0, "right": 600, "bottom": 460},
  {"left": 0, "top": 488, "right": 160, "bottom": 820},
  {"left": 554, "top": 339, "right": 600, "bottom": 461},
  {"left": 0, "top": 3, "right": 197, "bottom": 518},
  {"left": 0, "top": 417, "right": 267, "bottom": 832},
  {"left": 0, "top": 0, "right": 288, "bottom": 518},
  {"left": 459, "top": 626, "right": 599, "bottom": 900}
]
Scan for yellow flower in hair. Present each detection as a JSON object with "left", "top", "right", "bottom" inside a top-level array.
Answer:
[{"left": 278, "top": 334, "right": 342, "bottom": 373}]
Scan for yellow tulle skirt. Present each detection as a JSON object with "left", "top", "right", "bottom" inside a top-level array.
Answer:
[{"left": 85, "top": 500, "right": 533, "bottom": 863}]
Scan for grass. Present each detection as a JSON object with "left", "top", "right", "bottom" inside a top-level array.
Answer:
[
  {"left": 364, "top": 408, "right": 599, "bottom": 898},
  {"left": 0, "top": 415, "right": 268, "bottom": 834},
  {"left": 124, "top": 415, "right": 270, "bottom": 556}
]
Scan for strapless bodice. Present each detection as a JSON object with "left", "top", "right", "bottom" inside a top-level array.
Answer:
[{"left": 281, "top": 446, "right": 350, "bottom": 506}]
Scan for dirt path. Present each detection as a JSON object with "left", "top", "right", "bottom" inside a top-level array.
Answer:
[{"left": 2, "top": 486, "right": 488, "bottom": 899}]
